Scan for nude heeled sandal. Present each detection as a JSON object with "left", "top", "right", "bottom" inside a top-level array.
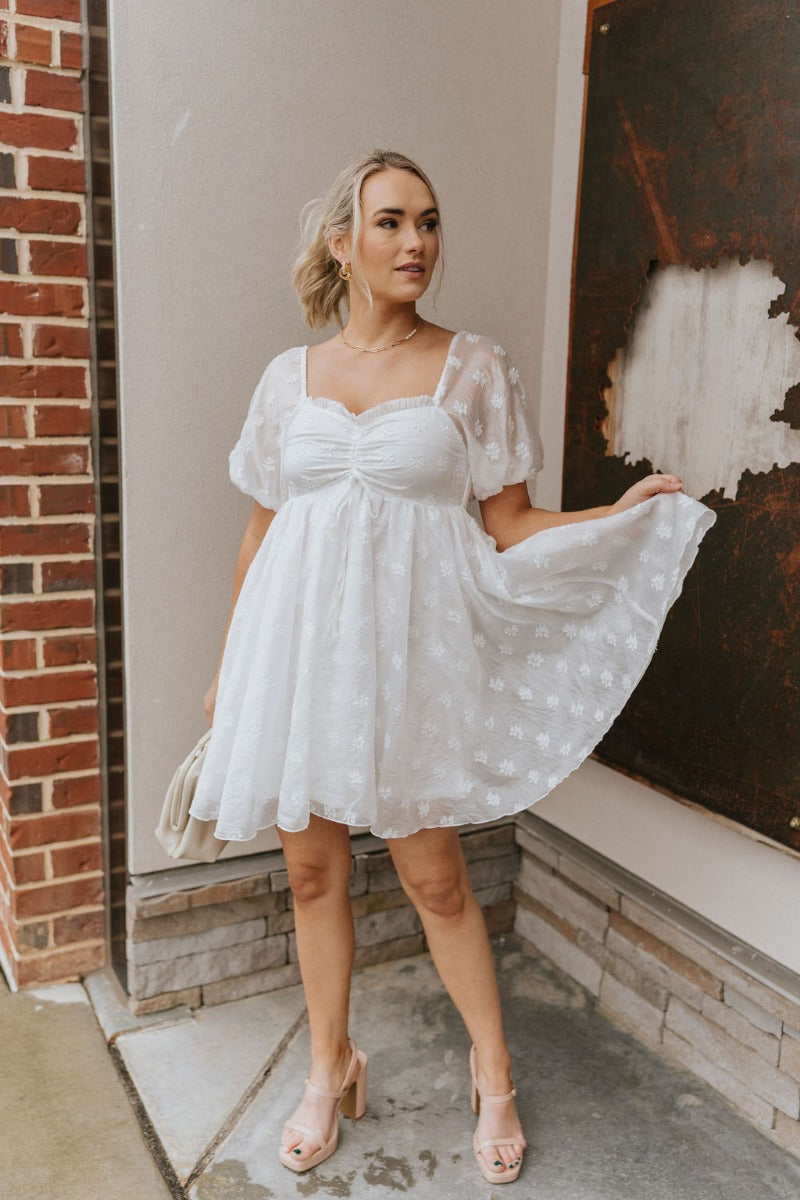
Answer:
[
  {"left": 279, "top": 1039, "right": 368, "bottom": 1174},
  {"left": 470, "top": 1044, "right": 527, "bottom": 1184}
]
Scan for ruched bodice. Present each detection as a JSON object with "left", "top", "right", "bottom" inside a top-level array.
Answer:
[
  {"left": 283, "top": 399, "right": 471, "bottom": 508},
  {"left": 189, "top": 332, "right": 716, "bottom": 841}
]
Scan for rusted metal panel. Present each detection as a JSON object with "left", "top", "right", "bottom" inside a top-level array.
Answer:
[{"left": 565, "top": 0, "right": 800, "bottom": 849}]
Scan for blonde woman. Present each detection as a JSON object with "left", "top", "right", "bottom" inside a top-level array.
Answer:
[{"left": 190, "top": 150, "right": 715, "bottom": 1184}]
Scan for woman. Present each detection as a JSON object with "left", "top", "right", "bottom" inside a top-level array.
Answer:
[{"left": 190, "top": 150, "right": 715, "bottom": 1183}]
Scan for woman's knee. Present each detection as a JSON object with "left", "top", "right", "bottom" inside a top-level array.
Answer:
[
  {"left": 285, "top": 856, "right": 349, "bottom": 904},
  {"left": 404, "top": 869, "right": 468, "bottom": 920}
]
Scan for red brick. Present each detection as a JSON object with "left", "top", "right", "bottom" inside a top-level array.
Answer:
[
  {"left": 48, "top": 704, "right": 98, "bottom": 737},
  {"left": 32, "top": 322, "right": 89, "bottom": 358},
  {"left": 0, "top": 324, "right": 24, "bottom": 357},
  {"left": 0, "top": 405, "right": 28, "bottom": 438},
  {"left": 6, "top": 738, "right": 98, "bottom": 781},
  {"left": 0, "top": 485, "right": 32, "bottom": 518},
  {"left": 51, "top": 772, "right": 99, "bottom": 809},
  {"left": 24, "top": 69, "right": 82, "bottom": 113},
  {"left": 0, "top": 521, "right": 91, "bottom": 557},
  {"left": 26, "top": 153, "right": 84, "bottom": 193},
  {"left": 52, "top": 908, "right": 103, "bottom": 945},
  {"left": 1, "top": 637, "right": 37, "bottom": 671},
  {"left": 0, "top": 443, "right": 88, "bottom": 476},
  {"left": 0, "top": 280, "right": 84, "bottom": 316},
  {"left": 50, "top": 840, "right": 101, "bottom": 878},
  {"left": 38, "top": 482, "right": 93, "bottom": 516},
  {"left": 1, "top": 596, "right": 94, "bottom": 633},
  {"left": 16, "top": 0, "right": 81, "bottom": 19},
  {"left": 16, "top": 920, "right": 50, "bottom": 951},
  {"left": 0, "top": 669, "right": 96, "bottom": 706},
  {"left": 0, "top": 197, "right": 81, "bottom": 239},
  {"left": 41, "top": 558, "right": 95, "bottom": 590},
  {"left": 15, "top": 23, "right": 53, "bottom": 67},
  {"left": 0, "top": 112, "right": 78, "bottom": 152},
  {"left": 15, "top": 873, "right": 104, "bottom": 918},
  {"left": 28, "top": 240, "right": 87, "bottom": 278},
  {"left": 0, "top": 567, "right": 35, "bottom": 602},
  {"left": 34, "top": 403, "right": 90, "bottom": 436},
  {"left": 0, "top": 363, "right": 86, "bottom": 399},
  {"left": 13, "top": 851, "right": 46, "bottom": 885},
  {"left": 42, "top": 632, "right": 96, "bottom": 667},
  {"left": 59, "top": 30, "right": 82, "bottom": 70},
  {"left": 9, "top": 807, "right": 100, "bottom": 851},
  {"left": 1, "top": 709, "right": 39, "bottom": 744},
  {"left": 16, "top": 940, "right": 105, "bottom": 985}
]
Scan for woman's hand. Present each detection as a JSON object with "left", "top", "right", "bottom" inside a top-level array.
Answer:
[
  {"left": 610, "top": 473, "right": 682, "bottom": 516},
  {"left": 203, "top": 671, "right": 220, "bottom": 728}
]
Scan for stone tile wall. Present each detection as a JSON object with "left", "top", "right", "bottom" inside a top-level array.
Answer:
[
  {"left": 512, "top": 813, "right": 800, "bottom": 1162},
  {"left": 126, "top": 822, "right": 518, "bottom": 1014}
]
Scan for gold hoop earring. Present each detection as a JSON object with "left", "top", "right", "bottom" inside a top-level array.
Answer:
[{"left": 338, "top": 261, "right": 352, "bottom": 281}]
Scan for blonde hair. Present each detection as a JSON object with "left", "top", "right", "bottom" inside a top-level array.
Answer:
[{"left": 292, "top": 149, "right": 444, "bottom": 329}]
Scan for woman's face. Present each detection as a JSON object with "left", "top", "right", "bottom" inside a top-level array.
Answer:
[{"left": 335, "top": 167, "right": 440, "bottom": 304}]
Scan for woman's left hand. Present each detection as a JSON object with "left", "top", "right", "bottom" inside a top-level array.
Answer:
[{"left": 610, "top": 473, "right": 682, "bottom": 515}]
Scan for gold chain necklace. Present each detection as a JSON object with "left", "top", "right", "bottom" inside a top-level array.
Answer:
[{"left": 340, "top": 316, "right": 422, "bottom": 354}]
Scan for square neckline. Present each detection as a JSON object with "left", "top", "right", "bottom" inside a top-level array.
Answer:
[{"left": 301, "top": 329, "right": 464, "bottom": 419}]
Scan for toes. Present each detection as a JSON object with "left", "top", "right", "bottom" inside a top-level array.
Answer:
[
  {"left": 281, "top": 1127, "right": 300, "bottom": 1153},
  {"left": 480, "top": 1145, "right": 523, "bottom": 1172},
  {"left": 282, "top": 1130, "right": 310, "bottom": 1160},
  {"left": 480, "top": 1148, "right": 507, "bottom": 1173}
]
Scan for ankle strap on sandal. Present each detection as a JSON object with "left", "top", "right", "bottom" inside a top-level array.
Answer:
[
  {"left": 303, "top": 1040, "right": 359, "bottom": 1100},
  {"left": 478, "top": 1084, "right": 517, "bottom": 1103}
]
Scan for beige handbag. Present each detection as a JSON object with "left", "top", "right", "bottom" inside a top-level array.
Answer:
[{"left": 155, "top": 729, "right": 229, "bottom": 862}]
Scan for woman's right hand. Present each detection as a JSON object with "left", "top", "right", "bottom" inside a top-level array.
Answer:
[{"left": 203, "top": 671, "right": 220, "bottom": 727}]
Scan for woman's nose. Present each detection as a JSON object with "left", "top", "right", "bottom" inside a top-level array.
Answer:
[{"left": 404, "top": 224, "right": 424, "bottom": 251}]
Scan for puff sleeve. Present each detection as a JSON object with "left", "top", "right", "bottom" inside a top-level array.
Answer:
[
  {"left": 228, "top": 354, "right": 288, "bottom": 510},
  {"left": 444, "top": 335, "right": 544, "bottom": 501}
]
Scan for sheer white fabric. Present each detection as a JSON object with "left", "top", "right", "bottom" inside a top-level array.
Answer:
[{"left": 190, "top": 330, "right": 716, "bottom": 839}]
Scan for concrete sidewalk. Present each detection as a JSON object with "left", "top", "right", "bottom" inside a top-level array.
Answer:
[{"left": 4, "top": 934, "right": 800, "bottom": 1199}]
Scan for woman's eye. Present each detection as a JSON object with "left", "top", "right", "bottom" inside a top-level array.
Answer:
[
  {"left": 422, "top": 220, "right": 439, "bottom": 232},
  {"left": 379, "top": 218, "right": 398, "bottom": 228}
]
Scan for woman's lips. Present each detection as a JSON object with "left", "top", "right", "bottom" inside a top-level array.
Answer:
[{"left": 397, "top": 265, "right": 424, "bottom": 275}]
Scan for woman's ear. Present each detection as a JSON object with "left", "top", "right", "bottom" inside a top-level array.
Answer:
[
  {"left": 328, "top": 231, "right": 345, "bottom": 265},
  {"left": 328, "top": 232, "right": 349, "bottom": 266}
]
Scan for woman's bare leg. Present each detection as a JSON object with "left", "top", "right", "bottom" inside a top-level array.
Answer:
[
  {"left": 278, "top": 815, "right": 356, "bottom": 1163},
  {"left": 386, "top": 827, "right": 524, "bottom": 1175}
]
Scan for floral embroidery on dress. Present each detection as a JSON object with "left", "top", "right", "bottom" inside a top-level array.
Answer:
[{"left": 188, "top": 330, "right": 716, "bottom": 841}]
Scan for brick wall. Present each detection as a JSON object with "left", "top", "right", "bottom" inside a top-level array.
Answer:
[
  {"left": 513, "top": 812, "right": 800, "bottom": 1162},
  {"left": 0, "top": 0, "right": 106, "bottom": 986}
]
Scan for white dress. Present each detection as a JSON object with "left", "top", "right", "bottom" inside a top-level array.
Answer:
[{"left": 189, "top": 331, "right": 716, "bottom": 840}]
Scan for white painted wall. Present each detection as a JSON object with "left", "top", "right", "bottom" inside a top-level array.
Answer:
[
  {"left": 535, "top": 1, "right": 800, "bottom": 974},
  {"left": 108, "top": 0, "right": 561, "bottom": 875}
]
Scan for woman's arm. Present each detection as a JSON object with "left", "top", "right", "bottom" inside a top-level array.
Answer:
[
  {"left": 203, "top": 500, "right": 276, "bottom": 724},
  {"left": 479, "top": 474, "right": 683, "bottom": 553}
]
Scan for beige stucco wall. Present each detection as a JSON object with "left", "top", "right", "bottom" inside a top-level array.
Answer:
[{"left": 108, "top": 0, "right": 562, "bottom": 875}]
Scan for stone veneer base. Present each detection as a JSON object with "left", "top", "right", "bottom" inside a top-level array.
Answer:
[
  {"left": 512, "top": 811, "right": 800, "bottom": 1163},
  {"left": 126, "top": 820, "right": 518, "bottom": 1013}
]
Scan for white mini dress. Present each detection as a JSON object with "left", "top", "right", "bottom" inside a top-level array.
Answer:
[{"left": 189, "top": 331, "right": 716, "bottom": 840}]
